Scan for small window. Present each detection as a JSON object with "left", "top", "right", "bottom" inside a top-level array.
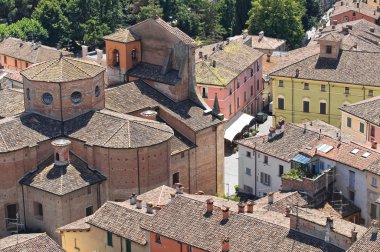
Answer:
[
  {"left": 86, "top": 206, "right": 93, "bottom": 216},
  {"left": 279, "top": 80, "right": 284, "bottom": 87},
  {"left": 304, "top": 83, "right": 309, "bottom": 90},
  {"left": 95, "top": 86, "right": 100, "bottom": 97},
  {"left": 237, "top": 81, "right": 240, "bottom": 89},
  {"left": 321, "top": 85, "right": 326, "bottom": 92},
  {"left": 26, "top": 88, "right": 31, "bottom": 100},
  {"left": 250, "top": 68, "right": 254, "bottom": 77},
  {"left": 256, "top": 79, "right": 260, "bottom": 90},
  {"left": 360, "top": 123, "right": 365, "bottom": 133},
  {"left": 250, "top": 85, "right": 253, "bottom": 96},
  {"left": 303, "top": 101, "right": 310, "bottom": 113},
  {"left": 55, "top": 153, "right": 60, "bottom": 161},
  {"left": 368, "top": 90, "right": 374, "bottom": 97},
  {"left": 244, "top": 76, "right": 247, "bottom": 83},
  {"left": 71, "top": 91, "right": 82, "bottom": 104},
  {"left": 264, "top": 155, "right": 268, "bottom": 164},
  {"left": 246, "top": 151, "right": 251, "bottom": 158},
  {"left": 131, "top": 49, "right": 137, "bottom": 60},
  {"left": 4, "top": 56, "right": 7, "bottom": 64},
  {"left": 371, "top": 126, "right": 375, "bottom": 137},
  {"left": 229, "top": 104, "right": 232, "bottom": 115},
  {"left": 15, "top": 60, "right": 18, "bottom": 67},
  {"left": 256, "top": 62, "right": 260, "bottom": 71},
  {"left": 112, "top": 50, "right": 120, "bottom": 67},
  {"left": 107, "top": 231, "right": 113, "bottom": 246},
  {"left": 126, "top": 239, "right": 132, "bottom": 252},
  {"left": 229, "top": 87, "right": 232, "bottom": 95},
  {"left": 42, "top": 93, "right": 53, "bottom": 105},
  {"left": 353, "top": 12, "right": 356, "bottom": 17},
  {"left": 237, "top": 97, "right": 240, "bottom": 108},
  {"left": 202, "top": 87, "right": 208, "bottom": 98},
  {"left": 345, "top": 87, "right": 350, "bottom": 94},
  {"left": 244, "top": 91, "right": 247, "bottom": 102},
  {"left": 278, "top": 97, "right": 284, "bottom": 110},
  {"left": 246, "top": 167, "right": 252, "bottom": 176},
  {"left": 279, "top": 165, "right": 284, "bottom": 177},
  {"left": 349, "top": 191, "right": 355, "bottom": 201},
  {"left": 370, "top": 203, "right": 377, "bottom": 219},
  {"left": 371, "top": 177, "right": 377, "bottom": 187},
  {"left": 181, "top": 152, "right": 185, "bottom": 158},
  {"left": 320, "top": 102, "right": 326, "bottom": 114},
  {"left": 172, "top": 172, "right": 179, "bottom": 185},
  {"left": 155, "top": 234, "right": 161, "bottom": 243},
  {"left": 347, "top": 117, "right": 352, "bottom": 128},
  {"left": 260, "top": 172, "right": 271, "bottom": 186},
  {"left": 326, "top": 46, "right": 332, "bottom": 54},
  {"left": 33, "top": 202, "right": 43, "bottom": 219}
]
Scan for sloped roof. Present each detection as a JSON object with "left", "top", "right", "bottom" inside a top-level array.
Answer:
[
  {"left": 340, "top": 96, "right": 380, "bottom": 124},
  {"left": 21, "top": 56, "right": 105, "bottom": 83},
  {"left": 331, "top": 0, "right": 380, "bottom": 20},
  {"left": 0, "top": 88, "right": 24, "bottom": 118},
  {"left": 0, "top": 38, "right": 71, "bottom": 64},
  {"left": 195, "top": 41, "right": 263, "bottom": 86},
  {"left": 316, "top": 31, "right": 344, "bottom": 42},
  {"left": 56, "top": 215, "right": 92, "bottom": 232},
  {"left": 251, "top": 35, "right": 286, "bottom": 50},
  {"left": 20, "top": 153, "right": 106, "bottom": 195},
  {"left": 0, "top": 233, "right": 64, "bottom": 252},
  {"left": 347, "top": 228, "right": 380, "bottom": 252},
  {"left": 271, "top": 50, "right": 380, "bottom": 86},
  {"left": 103, "top": 29, "right": 139, "bottom": 43}
]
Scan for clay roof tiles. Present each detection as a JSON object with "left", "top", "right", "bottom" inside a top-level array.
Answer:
[
  {"left": 0, "top": 88, "right": 24, "bottom": 118},
  {"left": 347, "top": 228, "right": 380, "bottom": 252},
  {"left": 331, "top": 0, "right": 380, "bottom": 19},
  {"left": 250, "top": 35, "right": 286, "bottom": 50},
  {"left": 340, "top": 96, "right": 380, "bottom": 124},
  {"left": 103, "top": 29, "right": 139, "bottom": 43},
  {"left": 21, "top": 56, "right": 105, "bottom": 83},
  {"left": 56, "top": 215, "right": 92, "bottom": 232},
  {"left": 0, "top": 233, "right": 64, "bottom": 252}
]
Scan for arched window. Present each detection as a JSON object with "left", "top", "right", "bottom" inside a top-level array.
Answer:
[
  {"left": 131, "top": 49, "right": 137, "bottom": 60},
  {"left": 302, "top": 97, "right": 310, "bottom": 113},
  {"left": 55, "top": 153, "right": 60, "bottom": 161},
  {"left": 112, "top": 49, "right": 120, "bottom": 66},
  {"left": 320, "top": 100, "right": 327, "bottom": 115}
]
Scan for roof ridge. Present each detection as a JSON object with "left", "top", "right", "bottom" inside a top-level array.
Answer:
[
  {"left": 64, "top": 57, "right": 93, "bottom": 79},
  {"left": 103, "top": 121, "right": 128, "bottom": 147},
  {"left": 132, "top": 120, "right": 174, "bottom": 134},
  {"left": 201, "top": 61, "right": 225, "bottom": 86},
  {"left": 270, "top": 53, "right": 319, "bottom": 76},
  {"left": 28, "top": 58, "right": 59, "bottom": 80}
]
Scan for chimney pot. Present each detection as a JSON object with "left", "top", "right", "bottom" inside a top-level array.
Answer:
[
  {"left": 222, "top": 237, "right": 230, "bottom": 252},
  {"left": 146, "top": 202, "right": 154, "bottom": 214},
  {"left": 268, "top": 192, "right": 274, "bottom": 204},
  {"left": 51, "top": 139, "right": 71, "bottom": 166},
  {"left": 246, "top": 200, "right": 254, "bottom": 213},
  {"left": 136, "top": 199, "right": 142, "bottom": 209},
  {"left": 266, "top": 54, "right": 271, "bottom": 62},
  {"left": 371, "top": 141, "right": 377, "bottom": 149},
  {"left": 237, "top": 202, "right": 246, "bottom": 213},
  {"left": 206, "top": 198, "right": 214, "bottom": 213},
  {"left": 323, "top": 23, "right": 326, "bottom": 28},
  {"left": 370, "top": 27, "right": 375, "bottom": 33},
  {"left": 212, "top": 60, "right": 216, "bottom": 68},
  {"left": 222, "top": 206, "right": 230, "bottom": 220},
  {"left": 351, "top": 227, "right": 358, "bottom": 242},
  {"left": 95, "top": 49, "right": 103, "bottom": 64},
  {"left": 129, "top": 193, "right": 137, "bottom": 205},
  {"left": 175, "top": 183, "right": 183, "bottom": 194},
  {"left": 81, "top": 45, "right": 88, "bottom": 58},
  {"left": 285, "top": 205, "right": 291, "bottom": 217}
]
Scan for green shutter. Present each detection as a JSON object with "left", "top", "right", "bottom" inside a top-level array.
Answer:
[
  {"left": 126, "top": 239, "right": 131, "bottom": 252},
  {"left": 107, "top": 231, "right": 113, "bottom": 246}
]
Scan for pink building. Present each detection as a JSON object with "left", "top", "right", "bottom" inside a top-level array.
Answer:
[
  {"left": 195, "top": 41, "right": 263, "bottom": 120},
  {"left": 330, "top": 0, "right": 380, "bottom": 25}
]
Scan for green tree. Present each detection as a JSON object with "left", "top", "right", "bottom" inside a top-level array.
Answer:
[
  {"left": 247, "top": 0, "right": 305, "bottom": 49},
  {"left": 137, "top": 0, "right": 163, "bottom": 22},
  {"left": 0, "top": 24, "right": 7, "bottom": 37},
  {"left": 233, "top": 0, "right": 251, "bottom": 35},
  {"left": 300, "top": 0, "right": 322, "bottom": 31},
  {"left": 217, "top": 0, "right": 236, "bottom": 37},
  {"left": 5, "top": 18, "right": 48, "bottom": 41},
  {"left": 81, "top": 18, "right": 111, "bottom": 47},
  {"left": 201, "top": 2, "right": 225, "bottom": 41},
  {"left": 32, "top": 0, "right": 70, "bottom": 46}
]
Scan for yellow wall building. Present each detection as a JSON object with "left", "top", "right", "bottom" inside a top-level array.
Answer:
[{"left": 270, "top": 32, "right": 380, "bottom": 127}]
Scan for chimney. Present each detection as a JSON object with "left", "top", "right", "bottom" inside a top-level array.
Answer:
[
  {"left": 212, "top": 60, "right": 216, "bottom": 68},
  {"left": 140, "top": 110, "right": 158, "bottom": 120},
  {"left": 371, "top": 141, "right": 378, "bottom": 149},
  {"left": 222, "top": 238, "right": 230, "bottom": 252},
  {"left": 259, "top": 31, "right": 264, "bottom": 41},
  {"left": 170, "top": 193, "right": 176, "bottom": 199},
  {"left": 295, "top": 69, "right": 300, "bottom": 78},
  {"left": 246, "top": 200, "right": 254, "bottom": 213},
  {"left": 222, "top": 206, "right": 230, "bottom": 221},
  {"left": 340, "top": 1, "right": 343, "bottom": 6},
  {"left": 81, "top": 45, "right": 88, "bottom": 58},
  {"left": 351, "top": 227, "right": 358, "bottom": 242},
  {"left": 333, "top": 20, "right": 338, "bottom": 26},
  {"left": 285, "top": 205, "right": 291, "bottom": 217},
  {"left": 237, "top": 202, "right": 246, "bottom": 213},
  {"left": 206, "top": 198, "right": 214, "bottom": 213},
  {"left": 204, "top": 54, "right": 208, "bottom": 60},
  {"left": 268, "top": 192, "right": 274, "bottom": 204},
  {"left": 326, "top": 216, "right": 334, "bottom": 230},
  {"left": 323, "top": 23, "right": 326, "bottom": 28},
  {"left": 136, "top": 199, "right": 142, "bottom": 209},
  {"left": 347, "top": 24, "right": 353, "bottom": 30},
  {"left": 146, "top": 202, "right": 154, "bottom": 214},
  {"left": 51, "top": 139, "right": 71, "bottom": 166},
  {"left": 175, "top": 183, "right": 184, "bottom": 194},
  {"left": 199, "top": 51, "right": 203, "bottom": 59},
  {"left": 371, "top": 220, "right": 379, "bottom": 235},
  {"left": 266, "top": 54, "right": 271, "bottom": 62},
  {"left": 370, "top": 27, "right": 375, "bottom": 33},
  {"left": 129, "top": 193, "right": 137, "bottom": 205},
  {"left": 95, "top": 49, "right": 103, "bottom": 64}
]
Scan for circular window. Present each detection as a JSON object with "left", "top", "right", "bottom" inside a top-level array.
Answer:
[
  {"left": 71, "top": 91, "right": 82, "bottom": 104},
  {"left": 95, "top": 86, "right": 100, "bottom": 97},
  {"left": 42, "top": 93, "right": 53, "bottom": 105}
]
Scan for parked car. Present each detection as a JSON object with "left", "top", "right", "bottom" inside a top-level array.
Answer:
[{"left": 255, "top": 112, "right": 268, "bottom": 124}]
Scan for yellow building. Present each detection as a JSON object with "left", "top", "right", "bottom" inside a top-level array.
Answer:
[{"left": 270, "top": 32, "right": 380, "bottom": 127}]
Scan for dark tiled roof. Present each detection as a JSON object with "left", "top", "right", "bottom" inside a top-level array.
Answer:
[
  {"left": 196, "top": 42, "right": 263, "bottom": 86},
  {"left": 348, "top": 229, "right": 380, "bottom": 252},
  {"left": 105, "top": 80, "right": 222, "bottom": 132},
  {"left": 0, "top": 113, "right": 61, "bottom": 153},
  {"left": 127, "top": 62, "right": 181, "bottom": 85},
  {"left": 0, "top": 233, "right": 64, "bottom": 252},
  {"left": 103, "top": 29, "right": 139, "bottom": 43},
  {"left": 340, "top": 96, "right": 380, "bottom": 124},
  {"left": 0, "top": 38, "right": 71, "bottom": 64},
  {"left": 20, "top": 153, "right": 106, "bottom": 195},
  {"left": 0, "top": 88, "right": 24, "bottom": 118},
  {"left": 65, "top": 110, "right": 174, "bottom": 148},
  {"left": 88, "top": 201, "right": 150, "bottom": 245},
  {"left": 56, "top": 215, "right": 92, "bottom": 231},
  {"left": 340, "top": 34, "right": 380, "bottom": 52},
  {"left": 236, "top": 124, "right": 320, "bottom": 162},
  {"left": 141, "top": 195, "right": 343, "bottom": 252},
  {"left": 271, "top": 50, "right": 380, "bottom": 86},
  {"left": 154, "top": 18, "right": 197, "bottom": 47},
  {"left": 21, "top": 57, "right": 105, "bottom": 83},
  {"left": 331, "top": 0, "right": 380, "bottom": 20},
  {"left": 170, "top": 131, "right": 194, "bottom": 155},
  {"left": 366, "top": 159, "right": 380, "bottom": 176}
]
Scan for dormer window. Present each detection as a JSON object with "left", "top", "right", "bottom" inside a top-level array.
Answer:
[{"left": 326, "top": 46, "right": 332, "bottom": 54}]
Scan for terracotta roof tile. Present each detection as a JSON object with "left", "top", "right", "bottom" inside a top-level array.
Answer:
[
  {"left": 103, "top": 29, "right": 139, "bottom": 43},
  {"left": 0, "top": 88, "right": 24, "bottom": 118},
  {"left": 56, "top": 215, "right": 92, "bottom": 232},
  {"left": 0, "top": 233, "right": 64, "bottom": 252},
  {"left": 331, "top": 0, "right": 380, "bottom": 20},
  {"left": 250, "top": 35, "right": 286, "bottom": 50},
  {"left": 0, "top": 38, "right": 71, "bottom": 64},
  {"left": 127, "top": 62, "right": 181, "bottom": 85},
  {"left": 21, "top": 56, "right": 105, "bottom": 83},
  {"left": 340, "top": 96, "right": 380, "bottom": 124},
  {"left": 347, "top": 228, "right": 380, "bottom": 252}
]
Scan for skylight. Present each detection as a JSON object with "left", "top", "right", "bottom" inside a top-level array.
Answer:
[
  {"left": 362, "top": 152, "right": 371, "bottom": 158},
  {"left": 317, "top": 144, "right": 334, "bottom": 153},
  {"left": 351, "top": 149, "right": 359, "bottom": 154}
]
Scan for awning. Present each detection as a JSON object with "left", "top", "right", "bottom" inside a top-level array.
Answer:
[
  {"left": 292, "top": 154, "right": 311, "bottom": 165},
  {"left": 224, "top": 112, "right": 255, "bottom": 142}
]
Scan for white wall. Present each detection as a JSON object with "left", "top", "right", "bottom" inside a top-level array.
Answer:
[
  {"left": 238, "top": 145, "right": 291, "bottom": 196},
  {"left": 334, "top": 163, "right": 368, "bottom": 225}
]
